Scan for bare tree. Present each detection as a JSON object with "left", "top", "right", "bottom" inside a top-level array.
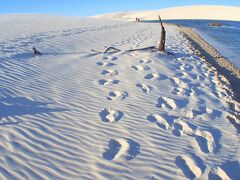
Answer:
[{"left": 158, "top": 15, "right": 166, "bottom": 52}]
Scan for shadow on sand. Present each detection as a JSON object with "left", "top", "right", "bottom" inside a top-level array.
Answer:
[{"left": 0, "top": 96, "right": 67, "bottom": 125}]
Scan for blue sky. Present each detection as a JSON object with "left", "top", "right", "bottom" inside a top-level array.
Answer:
[{"left": 0, "top": 0, "right": 239, "bottom": 16}]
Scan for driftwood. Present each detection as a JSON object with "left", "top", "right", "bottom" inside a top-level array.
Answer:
[
  {"left": 158, "top": 15, "right": 166, "bottom": 52},
  {"left": 91, "top": 49, "right": 102, "bottom": 54},
  {"left": 33, "top": 47, "right": 41, "bottom": 55},
  {"left": 104, "top": 47, "right": 121, "bottom": 54},
  {"left": 126, "top": 46, "right": 156, "bottom": 52},
  {"left": 90, "top": 47, "right": 121, "bottom": 54},
  {"left": 91, "top": 46, "right": 157, "bottom": 54}
]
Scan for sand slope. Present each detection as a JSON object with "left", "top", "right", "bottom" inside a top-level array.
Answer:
[
  {"left": 0, "top": 15, "right": 239, "bottom": 179},
  {"left": 94, "top": 5, "right": 240, "bottom": 21}
]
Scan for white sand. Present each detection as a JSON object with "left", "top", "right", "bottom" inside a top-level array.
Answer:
[
  {"left": 0, "top": 14, "right": 239, "bottom": 179},
  {"left": 94, "top": 5, "right": 240, "bottom": 21}
]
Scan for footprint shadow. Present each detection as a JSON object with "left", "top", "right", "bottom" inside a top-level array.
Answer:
[
  {"left": 125, "top": 138, "right": 140, "bottom": 161},
  {"left": 99, "top": 109, "right": 123, "bottom": 122},
  {"left": 158, "top": 74, "right": 168, "bottom": 80},
  {"left": 96, "top": 62, "right": 104, "bottom": 66},
  {"left": 103, "top": 139, "right": 121, "bottom": 160},
  {"left": 103, "top": 138, "right": 140, "bottom": 161},
  {"left": 210, "top": 110, "right": 222, "bottom": 119},
  {"left": 196, "top": 128, "right": 221, "bottom": 154},
  {"left": 172, "top": 127, "right": 182, "bottom": 137},
  {"left": 112, "top": 80, "right": 120, "bottom": 84},
  {"left": 107, "top": 63, "right": 117, "bottom": 67},
  {"left": 175, "top": 156, "right": 196, "bottom": 179},
  {"left": 176, "top": 155, "right": 205, "bottom": 179},
  {"left": 98, "top": 79, "right": 108, "bottom": 85},
  {"left": 157, "top": 96, "right": 189, "bottom": 110},
  {"left": 136, "top": 83, "right": 153, "bottom": 94},
  {"left": 220, "top": 161, "right": 240, "bottom": 179},
  {"left": 98, "top": 79, "right": 120, "bottom": 85},
  {"left": 147, "top": 113, "right": 177, "bottom": 130},
  {"left": 195, "top": 136, "right": 210, "bottom": 153}
]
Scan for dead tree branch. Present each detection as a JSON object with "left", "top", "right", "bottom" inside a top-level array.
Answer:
[
  {"left": 33, "top": 46, "right": 42, "bottom": 55},
  {"left": 104, "top": 47, "right": 121, "bottom": 54},
  {"left": 158, "top": 15, "right": 166, "bottom": 52},
  {"left": 126, "top": 46, "right": 156, "bottom": 52},
  {"left": 91, "top": 46, "right": 158, "bottom": 55}
]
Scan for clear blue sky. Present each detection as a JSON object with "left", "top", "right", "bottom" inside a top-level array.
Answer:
[{"left": 0, "top": 0, "right": 239, "bottom": 16}]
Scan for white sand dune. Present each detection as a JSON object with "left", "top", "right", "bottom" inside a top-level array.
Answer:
[
  {"left": 0, "top": 14, "right": 240, "bottom": 179},
  {"left": 94, "top": 5, "right": 240, "bottom": 21}
]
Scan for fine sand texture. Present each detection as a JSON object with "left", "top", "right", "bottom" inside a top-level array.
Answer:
[{"left": 0, "top": 15, "right": 239, "bottom": 179}]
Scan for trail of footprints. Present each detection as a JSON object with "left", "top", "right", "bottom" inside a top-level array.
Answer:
[
  {"left": 97, "top": 54, "right": 140, "bottom": 161},
  {"left": 147, "top": 113, "right": 216, "bottom": 153},
  {"left": 96, "top": 52, "right": 232, "bottom": 179},
  {"left": 98, "top": 54, "right": 157, "bottom": 161},
  {"left": 133, "top": 54, "right": 228, "bottom": 178},
  {"left": 144, "top": 56, "right": 231, "bottom": 178}
]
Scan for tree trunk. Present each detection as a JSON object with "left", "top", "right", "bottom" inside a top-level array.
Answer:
[{"left": 158, "top": 16, "right": 166, "bottom": 52}]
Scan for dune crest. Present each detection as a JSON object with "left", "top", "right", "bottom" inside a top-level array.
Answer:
[{"left": 94, "top": 5, "right": 240, "bottom": 21}]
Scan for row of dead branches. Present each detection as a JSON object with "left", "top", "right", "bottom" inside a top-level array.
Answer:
[
  {"left": 90, "top": 15, "right": 166, "bottom": 55},
  {"left": 33, "top": 15, "right": 166, "bottom": 55}
]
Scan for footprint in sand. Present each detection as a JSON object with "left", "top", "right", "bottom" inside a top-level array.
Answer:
[
  {"left": 128, "top": 53, "right": 137, "bottom": 57},
  {"left": 188, "top": 73, "right": 203, "bottom": 80},
  {"left": 179, "top": 64, "right": 194, "bottom": 72},
  {"left": 172, "top": 119, "right": 194, "bottom": 137},
  {"left": 175, "top": 155, "right": 203, "bottom": 179},
  {"left": 101, "top": 69, "right": 118, "bottom": 76},
  {"left": 157, "top": 96, "right": 188, "bottom": 110},
  {"left": 209, "top": 167, "right": 230, "bottom": 180},
  {"left": 157, "top": 96, "right": 177, "bottom": 110},
  {"left": 139, "top": 59, "right": 152, "bottom": 64},
  {"left": 172, "top": 86, "right": 196, "bottom": 97},
  {"left": 98, "top": 79, "right": 120, "bottom": 86},
  {"left": 147, "top": 114, "right": 195, "bottom": 137},
  {"left": 227, "top": 113, "right": 240, "bottom": 132},
  {"left": 131, "top": 65, "right": 150, "bottom": 71},
  {"left": 106, "top": 62, "right": 117, "bottom": 67},
  {"left": 103, "top": 56, "right": 118, "bottom": 61},
  {"left": 99, "top": 108, "right": 124, "bottom": 122},
  {"left": 158, "top": 74, "right": 169, "bottom": 80},
  {"left": 170, "top": 77, "right": 181, "bottom": 84},
  {"left": 195, "top": 129, "right": 215, "bottom": 153},
  {"left": 175, "top": 72, "right": 188, "bottom": 79},
  {"left": 97, "top": 62, "right": 116, "bottom": 67},
  {"left": 190, "top": 107, "right": 222, "bottom": 120},
  {"left": 103, "top": 138, "right": 140, "bottom": 161},
  {"left": 96, "top": 62, "right": 106, "bottom": 66},
  {"left": 170, "top": 77, "right": 189, "bottom": 89},
  {"left": 147, "top": 114, "right": 171, "bottom": 130},
  {"left": 144, "top": 73, "right": 159, "bottom": 80},
  {"left": 136, "top": 83, "right": 153, "bottom": 94},
  {"left": 107, "top": 91, "right": 128, "bottom": 100}
]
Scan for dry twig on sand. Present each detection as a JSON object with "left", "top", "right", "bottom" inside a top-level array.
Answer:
[
  {"left": 104, "top": 47, "right": 121, "bottom": 54},
  {"left": 33, "top": 47, "right": 42, "bottom": 55}
]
